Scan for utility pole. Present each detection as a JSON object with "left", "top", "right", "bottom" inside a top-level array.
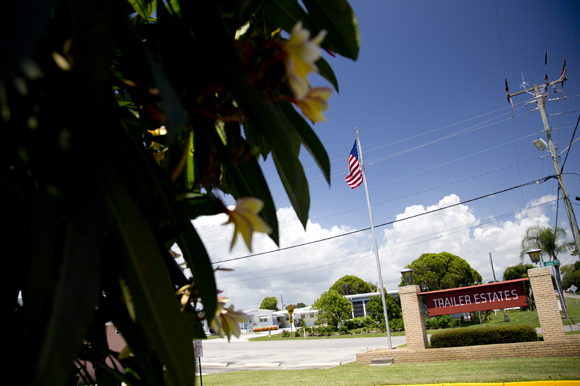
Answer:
[
  {"left": 505, "top": 67, "right": 577, "bottom": 319},
  {"left": 490, "top": 252, "right": 509, "bottom": 322},
  {"left": 489, "top": 252, "right": 497, "bottom": 282}
]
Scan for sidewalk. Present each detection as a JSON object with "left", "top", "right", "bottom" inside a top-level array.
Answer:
[{"left": 536, "top": 322, "right": 580, "bottom": 334}]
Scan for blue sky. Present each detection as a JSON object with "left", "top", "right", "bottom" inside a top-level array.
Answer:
[{"left": 188, "top": 0, "right": 580, "bottom": 310}]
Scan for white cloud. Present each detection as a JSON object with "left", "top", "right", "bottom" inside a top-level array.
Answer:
[
  {"left": 380, "top": 193, "right": 575, "bottom": 286},
  {"left": 191, "top": 207, "right": 371, "bottom": 310},
  {"left": 185, "top": 193, "right": 576, "bottom": 311}
]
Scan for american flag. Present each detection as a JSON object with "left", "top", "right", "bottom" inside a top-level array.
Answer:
[{"left": 345, "top": 141, "right": 363, "bottom": 188}]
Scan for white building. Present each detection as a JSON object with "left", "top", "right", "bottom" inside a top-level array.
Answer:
[{"left": 345, "top": 290, "right": 399, "bottom": 319}]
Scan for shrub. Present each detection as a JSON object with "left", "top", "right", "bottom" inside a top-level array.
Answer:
[
  {"left": 389, "top": 318, "right": 404, "bottom": 331},
  {"left": 294, "top": 329, "right": 301, "bottom": 337},
  {"left": 281, "top": 330, "right": 291, "bottom": 337},
  {"left": 338, "top": 325, "right": 349, "bottom": 335},
  {"left": 315, "top": 325, "right": 334, "bottom": 336},
  {"left": 253, "top": 326, "right": 279, "bottom": 332},
  {"left": 425, "top": 315, "right": 457, "bottom": 330},
  {"left": 430, "top": 325, "right": 538, "bottom": 348},
  {"left": 362, "top": 315, "right": 376, "bottom": 327}
]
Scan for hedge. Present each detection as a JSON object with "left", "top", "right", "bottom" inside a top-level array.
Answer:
[
  {"left": 430, "top": 324, "right": 538, "bottom": 348},
  {"left": 253, "top": 326, "right": 279, "bottom": 332}
]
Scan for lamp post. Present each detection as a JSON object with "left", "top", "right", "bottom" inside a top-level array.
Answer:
[
  {"left": 526, "top": 249, "right": 542, "bottom": 266},
  {"left": 400, "top": 269, "right": 414, "bottom": 286}
]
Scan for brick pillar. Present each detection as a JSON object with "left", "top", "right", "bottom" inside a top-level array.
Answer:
[
  {"left": 399, "top": 285, "right": 428, "bottom": 350},
  {"left": 528, "top": 267, "right": 565, "bottom": 341}
]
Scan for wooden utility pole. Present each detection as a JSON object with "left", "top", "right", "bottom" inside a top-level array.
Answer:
[
  {"left": 490, "top": 252, "right": 509, "bottom": 322},
  {"left": 506, "top": 68, "right": 576, "bottom": 319}
]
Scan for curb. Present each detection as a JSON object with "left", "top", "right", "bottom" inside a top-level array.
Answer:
[
  {"left": 386, "top": 382, "right": 580, "bottom": 386},
  {"left": 200, "top": 362, "right": 228, "bottom": 367},
  {"left": 244, "top": 363, "right": 281, "bottom": 368},
  {"left": 299, "top": 362, "right": 341, "bottom": 367}
]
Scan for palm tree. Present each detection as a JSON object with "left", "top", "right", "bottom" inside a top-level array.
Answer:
[
  {"left": 520, "top": 225, "right": 569, "bottom": 263},
  {"left": 520, "top": 225, "right": 571, "bottom": 318}
]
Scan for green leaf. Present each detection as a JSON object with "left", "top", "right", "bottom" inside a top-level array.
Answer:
[
  {"left": 302, "top": 0, "right": 360, "bottom": 60},
  {"left": 225, "top": 123, "right": 280, "bottom": 245},
  {"left": 181, "top": 2, "right": 310, "bottom": 227},
  {"left": 127, "top": 0, "right": 157, "bottom": 22},
  {"left": 101, "top": 294, "right": 164, "bottom": 386},
  {"left": 209, "top": 59, "right": 311, "bottom": 228},
  {"left": 275, "top": 100, "right": 330, "bottom": 185},
  {"left": 226, "top": 86, "right": 311, "bottom": 229},
  {"left": 98, "top": 158, "right": 197, "bottom": 386},
  {"left": 165, "top": 0, "right": 181, "bottom": 17},
  {"left": 117, "top": 120, "right": 217, "bottom": 329},
  {"left": 183, "top": 193, "right": 226, "bottom": 219},
  {"left": 176, "top": 225, "right": 219, "bottom": 318},
  {"left": 186, "top": 130, "right": 195, "bottom": 190},
  {"left": 316, "top": 56, "right": 339, "bottom": 92},
  {"left": 244, "top": 122, "right": 271, "bottom": 160},
  {"left": 271, "top": 144, "right": 310, "bottom": 229},
  {"left": 260, "top": 0, "right": 311, "bottom": 32},
  {"left": 31, "top": 184, "right": 109, "bottom": 386},
  {"left": 121, "top": 13, "right": 187, "bottom": 141}
]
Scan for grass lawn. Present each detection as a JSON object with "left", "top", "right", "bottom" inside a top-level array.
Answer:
[
  {"left": 199, "top": 357, "right": 580, "bottom": 385},
  {"left": 565, "top": 295, "right": 580, "bottom": 323}
]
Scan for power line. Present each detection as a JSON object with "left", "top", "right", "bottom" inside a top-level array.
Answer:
[
  {"left": 218, "top": 199, "right": 559, "bottom": 284},
  {"left": 211, "top": 176, "right": 555, "bottom": 265},
  {"left": 269, "top": 100, "right": 532, "bottom": 191},
  {"left": 201, "top": 154, "right": 550, "bottom": 245}
]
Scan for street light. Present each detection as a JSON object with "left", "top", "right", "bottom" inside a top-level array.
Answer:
[
  {"left": 532, "top": 138, "right": 548, "bottom": 151},
  {"left": 525, "top": 249, "right": 542, "bottom": 266},
  {"left": 400, "top": 268, "right": 414, "bottom": 286}
]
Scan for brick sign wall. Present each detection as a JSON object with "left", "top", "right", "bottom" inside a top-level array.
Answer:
[{"left": 419, "top": 278, "right": 528, "bottom": 316}]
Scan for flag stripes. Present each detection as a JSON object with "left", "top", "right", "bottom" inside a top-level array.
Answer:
[{"left": 345, "top": 140, "right": 363, "bottom": 188}]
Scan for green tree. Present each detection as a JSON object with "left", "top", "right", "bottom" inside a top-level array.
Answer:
[
  {"left": 366, "top": 292, "right": 402, "bottom": 321},
  {"left": 260, "top": 297, "right": 278, "bottom": 311},
  {"left": 367, "top": 281, "right": 379, "bottom": 292},
  {"left": 2, "top": 1, "right": 360, "bottom": 385},
  {"left": 296, "top": 302, "right": 307, "bottom": 308},
  {"left": 520, "top": 226, "right": 571, "bottom": 317},
  {"left": 502, "top": 263, "right": 536, "bottom": 310},
  {"left": 400, "top": 252, "right": 482, "bottom": 291},
  {"left": 520, "top": 226, "right": 571, "bottom": 262},
  {"left": 330, "top": 275, "right": 372, "bottom": 295},
  {"left": 562, "top": 261, "right": 580, "bottom": 290},
  {"left": 312, "top": 290, "right": 353, "bottom": 330}
]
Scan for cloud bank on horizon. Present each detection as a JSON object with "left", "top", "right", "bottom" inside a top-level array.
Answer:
[{"left": 185, "top": 193, "right": 575, "bottom": 310}]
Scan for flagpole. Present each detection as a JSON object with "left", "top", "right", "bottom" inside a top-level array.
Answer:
[{"left": 355, "top": 128, "right": 393, "bottom": 350}]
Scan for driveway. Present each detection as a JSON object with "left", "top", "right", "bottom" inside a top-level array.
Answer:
[{"left": 197, "top": 332, "right": 407, "bottom": 373}]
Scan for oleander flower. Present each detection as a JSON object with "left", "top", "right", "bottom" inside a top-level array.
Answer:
[
  {"left": 210, "top": 300, "right": 250, "bottom": 342},
  {"left": 225, "top": 197, "right": 272, "bottom": 252},
  {"left": 294, "top": 87, "right": 332, "bottom": 123},
  {"left": 283, "top": 21, "right": 327, "bottom": 99}
]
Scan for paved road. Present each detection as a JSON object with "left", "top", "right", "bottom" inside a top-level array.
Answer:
[{"left": 198, "top": 332, "right": 406, "bottom": 374}]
